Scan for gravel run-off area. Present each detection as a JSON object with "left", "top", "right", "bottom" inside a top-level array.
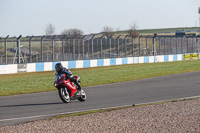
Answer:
[{"left": 1, "top": 97, "right": 200, "bottom": 133}]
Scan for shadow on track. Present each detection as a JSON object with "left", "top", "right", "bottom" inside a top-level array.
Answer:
[{"left": 0, "top": 102, "right": 64, "bottom": 108}]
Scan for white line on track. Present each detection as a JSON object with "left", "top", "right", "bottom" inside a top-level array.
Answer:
[{"left": 1, "top": 95, "right": 200, "bottom": 122}]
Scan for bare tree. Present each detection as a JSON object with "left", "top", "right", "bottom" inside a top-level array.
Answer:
[
  {"left": 129, "top": 22, "right": 139, "bottom": 38},
  {"left": 45, "top": 23, "right": 56, "bottom": 35},
  {"left": 61, "top": 28, "right": 84, "bottom": 38},
  {"left": 102, "top": 26, "right": 114, "bottom": 37}
]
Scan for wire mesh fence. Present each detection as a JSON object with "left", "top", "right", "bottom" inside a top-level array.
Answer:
[{"left": 0, "top": 34, "right": 199, "bottom": 64}]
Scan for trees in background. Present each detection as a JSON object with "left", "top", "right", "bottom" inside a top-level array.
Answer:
[
  {"left": 128, "top": 22, "right": 139, "bottom": 38},
  {"left": 61, "top": 28, "right": 84, "bottom": 38},
  {"left": 44, "top": 22, "right": 139, "bottom": 38},
  {"left": 101, "top": 26, "right": 114, "bottom": 37},
  {"left": 45, "top": 24, "right": 56, "bottom": 36}
]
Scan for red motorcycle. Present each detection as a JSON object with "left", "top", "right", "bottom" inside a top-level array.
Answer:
[{"left": 54, "top": 74, "right": 86, "bottom": 103}]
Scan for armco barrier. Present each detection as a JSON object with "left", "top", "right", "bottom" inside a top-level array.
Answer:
[{"left": 0, "top": 54, "right": 199, "bottom": 74}]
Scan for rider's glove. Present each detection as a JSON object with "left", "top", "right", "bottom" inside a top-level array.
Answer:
[
  {"left": 69, "top": 74, "right": 73, "bottom": 78},
  {"left": 54, "top": 81, "right": 57, "bottom": 86}
]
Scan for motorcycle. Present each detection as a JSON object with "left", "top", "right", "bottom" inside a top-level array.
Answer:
[{"left": 54, "top": 74, "right": 86, "bottom": 103}]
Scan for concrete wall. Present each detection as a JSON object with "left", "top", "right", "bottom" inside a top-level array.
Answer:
[
  {"left": 0, "top": 54, "right": 199, "bottom": 74},
  {"left": 0, "top": 64, "right": 18, "bottom": 74}
]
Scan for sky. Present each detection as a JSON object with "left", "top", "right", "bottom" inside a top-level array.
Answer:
[{"left": 0, "top": 0, "right": 200, "bottom": 37}]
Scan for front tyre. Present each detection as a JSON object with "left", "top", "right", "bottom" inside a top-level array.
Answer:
[
  {"left": 78, "top": 90, "right": 86, "bottom": 102},
  {"left": 58, "top": 87, "right": 70, "bottom": 103}
]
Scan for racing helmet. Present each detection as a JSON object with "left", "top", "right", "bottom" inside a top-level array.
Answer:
[{"left": 55, "top": 63, "right": 63, "bottom": 72}]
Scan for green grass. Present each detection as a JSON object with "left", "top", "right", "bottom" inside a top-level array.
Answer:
[
  {"left": 119, "top": 27, "right": 199, "bottom": 34},
  {"left": 0, "top": 59, "right": 200, "bottom": 96}
]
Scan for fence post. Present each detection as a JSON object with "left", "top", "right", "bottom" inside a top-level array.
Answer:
[
  {"left": 158, "top": 37, "right": 161, "bottom": 55},
  {"left": 196, "top": 35, "right": 199, "bottom": 53},
  {"left": 29, "top": 36, "right": 34, "bottom": 63},
  {"left": 116, "top": 35, "right": 121, "bottom": 57},
  {"left": 170, "top": 37, "right": 172, "bottom": 54},
  {"left": 164, "top": 37, "right": 166, "bottom": 55},
  {"left": 62, "top": 38, "right": 64, "bottom": 61},
  {"left": 81, "top": 35, "right": 86, "bottom": 60},
  {"left": 17, "top": 35, "right": 22, "bottom": 64},
  {"left": 41, "top": 35, "right": 45, "bottom": 62},
  {"left": 192, "top": 36, "right": 194, "bottom": 53},
  {"left": 139, "top": 35, "right": 142, "bottom": 56},
  {"left": 152, "top": 33, "right": 157, "bottom": 56},
  {"left": 146, "top": 35, "right": 149, "bottom": 56},
  {"left": 176, "top": 37, "right": 178, "bottom": 54},
  {"left": 4, "top": 35, "right": 9, "bottom": 64},
  {"left": 62, "top": 35, "right": 67, "bottom": 61},
  {"left": 91, "top": 35, "right": 95, "bottom": 59},
  {"left": 109, "top": 35, "right": 113, "bottom": 58},
  {"left": 98, "top": 35, "right": 104, "bottom": 59},
  {"left": 187, "top": 37, "right": 189, "bottom": 53},
  {"left": 72, "top": 36, "right": 77, "bottom": 60},
  {"left": 195, "top": 34, "right": 198, "bottom": 53},
  {"left": 181, "top": 37, "right": 183, "bottom": 54},
  {"left": 124, "top": 35, "right": 128, "bottom": 57},
  {"left": 52, "top": 35, "right": 56, "bottom": 62},
  {"left": 132, "top": 35, "right": 135, "bottom": 57}
]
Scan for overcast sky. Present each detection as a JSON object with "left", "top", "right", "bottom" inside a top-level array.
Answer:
[{"left": 0, "top": 0, "right": 200, "bottom": 37}]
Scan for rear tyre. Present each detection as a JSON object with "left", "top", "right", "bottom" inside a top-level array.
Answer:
[
  {"left": 58, "top": 87, "right": 70, "bottom": 103},
  {"left": 78, "top": 90, "right": 86, "bottom": 102}
]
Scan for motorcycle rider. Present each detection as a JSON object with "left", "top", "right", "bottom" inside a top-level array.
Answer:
[{"left": 54, "top": 63, "right": 82, "bottom": 93}]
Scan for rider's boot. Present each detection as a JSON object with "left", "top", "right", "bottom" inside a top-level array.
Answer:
[{"left": 72, "top": 77, "right": 82, "bottom": 96}]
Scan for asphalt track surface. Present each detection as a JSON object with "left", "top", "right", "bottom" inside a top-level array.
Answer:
[{"left": 0, "top": 71, "right": 200, "bottom": 127}]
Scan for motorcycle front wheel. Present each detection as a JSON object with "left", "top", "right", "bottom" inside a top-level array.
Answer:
[
  {"left": 58, "top": 87, "right": 70, "bottom": 103},
  {"left": 78, "top": 90, "right": 87, "bottom": 102}
]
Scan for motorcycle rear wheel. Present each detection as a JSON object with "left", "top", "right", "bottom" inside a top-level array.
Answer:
[{"left": 58, "top": 87, "right": 70, "bottom": 103}]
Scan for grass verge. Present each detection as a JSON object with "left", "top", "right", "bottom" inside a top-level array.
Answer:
[{"left": 0, "top": 59, "right": 200, "bottom": 96}]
